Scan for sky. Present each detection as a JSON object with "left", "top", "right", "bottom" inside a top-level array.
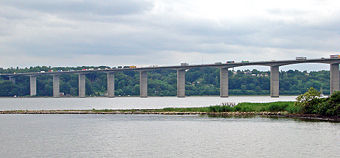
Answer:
[{"left": 0, "top": 0, "right": 339, "bottom": 71}]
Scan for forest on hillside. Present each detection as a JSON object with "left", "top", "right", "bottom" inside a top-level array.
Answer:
[{"left": 0, "top": 66, "right": 330, "bottom": 96}]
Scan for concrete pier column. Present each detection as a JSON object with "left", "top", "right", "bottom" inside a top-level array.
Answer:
[
  {"left": 78, "top": 74, "right": 86, "bottom": 98},
  {"left": 140, "top": 71, "right": 148, "bottom": 98},
  {"left": 107, "top": 72, "right": 115, "bottom": 98},
  {"left": 53, "top": 75, "right": 60, "bottom": 97},
  {"left": 220, "top": 68, "right": 229, "bottom": 97},
  {"left": 177, "top": 69, "right": 186, "bottom": 97},
  {"left": 9, "top": 76, "right": 15, "bottom": 84},
  {"left": 270, "top": 66, "right": 279, "bottom": 97},
  {"left": 330, "top": 63, "right": 339, "bottom": 95},
  {"left": 30, "top": 75, "right": 37, "bottom": 96}
]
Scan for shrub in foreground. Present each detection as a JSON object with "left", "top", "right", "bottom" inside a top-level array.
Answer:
[{"left": 294, "top": 88, "right": 340, "bottom": 116}]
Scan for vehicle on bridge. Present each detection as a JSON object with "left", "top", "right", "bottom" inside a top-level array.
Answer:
[
  {"left": 215, "top": 62, "right": 222, "bottom": 65},
  {"left": 181, "top": 63, "right": 189, "bottom": 66},
  {"left": 129, "top": 66, "right": 137, "bottom": 68},
  {"left": 296, "top": 57, "right": 307, "bottom": 60},
  {"left": 226, "top": 61, "right": 235, "bottom": 64},
  {"left": 241, "top": 60, "right": 249, "bottom": 63},
  {"left": 330, "top": 55, "right": 340, "bottom": 59}
]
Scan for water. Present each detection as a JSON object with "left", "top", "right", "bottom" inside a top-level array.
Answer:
[
  {"left": 0, "top": 96, "right": 296, "bottom": 110},
  {"left": 0, "top": 114, "right": 339, "bottom": 158}
]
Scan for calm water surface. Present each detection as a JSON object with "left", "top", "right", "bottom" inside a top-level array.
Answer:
[
  {"left": 0, "top": 96, "right": 296, "bottom": 110},
  {"left": 1, "top": 96, "right": 338, "bottom": 158},
  {"left": 0, "top": 114, "right": 339, "bottom": 158}
]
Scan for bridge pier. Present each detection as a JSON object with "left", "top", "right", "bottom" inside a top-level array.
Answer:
[
  {"left": 140, "top": 71, "right": 148, "bottom": 98},
  {"left": 9, "top": 76, "right": 15, "bottom": 84},
  {"left": 53, "top": 75, "right": 60, "bottom": 97},
  {"left": 78, "top": 74, "right": 86, "bottom": 98},
  {"left": 177, "top": 69, "right": 185, "bottom": 97},
  {"left": 270, "top": 66, "right": 279, "bottom": 97},
  {"left": 330, "top": 63, "right": 339, "bottom": 95},
  {"left": 220, "top": 68, "right": 229, "bottom": 97},
  {"left": 107, "top": 73, "right": 115, "bottom": 98},
  {"left": 30, "top": 75, "right": 37, "bottom": 96}
]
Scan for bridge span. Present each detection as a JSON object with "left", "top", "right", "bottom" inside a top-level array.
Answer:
[{"left": 1, "top": 58, "right": 340, "bottom": 98}]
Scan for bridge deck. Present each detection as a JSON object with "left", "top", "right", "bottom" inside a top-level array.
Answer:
[{"left": 1, "top": 58, "right": 340, "bottom": 76}]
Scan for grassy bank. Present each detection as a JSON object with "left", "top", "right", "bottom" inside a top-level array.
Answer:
[{"left": 89, "top": 101, "right": 295, "bottom": 113}]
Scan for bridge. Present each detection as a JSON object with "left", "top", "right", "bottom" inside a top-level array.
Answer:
[{"left": 1, "top": 58, "right": 339, "bottom": 98}]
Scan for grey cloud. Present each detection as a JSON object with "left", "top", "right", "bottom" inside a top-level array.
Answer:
[
  {"left": 0, "top": 0, "right": 339, "bottom": 68},
  {"left": 0, "top": 0, "right": 153, "bottom": 15}
]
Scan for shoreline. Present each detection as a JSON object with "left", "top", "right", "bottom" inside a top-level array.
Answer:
[{"left": 1, "top": 110, "right": 339, "bottom": 122}]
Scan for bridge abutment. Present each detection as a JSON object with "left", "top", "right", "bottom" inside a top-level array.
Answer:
[
  {"left": 78, "top": 74, "right": 86, "bottom": 98},
  {"left": 177, "top": 69, "right": 185, "bottom": 97},
  {"left": 220, "top": 68, "right": 229, "bottom": 97},
  {"left": 330, "top": 63, "right": 339, "bottom": 94},
  {"left": 30, "top": 75, "right": 37, "bottom": 96},
  {"left": 107, "top": 73, "right": 115, "bottom": 98},
  {"left": 140, "top": 71, "right": 148, "bottom": 98},
  {"left": 270, "top": 66, "right": 279, "bottom": 97},
  {"left": 53, "top": 75, "right": 60, "bottom": 97}
]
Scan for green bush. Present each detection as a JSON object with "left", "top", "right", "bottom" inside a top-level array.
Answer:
[
  {"left": 318, "top": 92, "right": 340, "bottom": 116},
  {"left": 295, "top": 88, "right": 340, "bottom": 116}
]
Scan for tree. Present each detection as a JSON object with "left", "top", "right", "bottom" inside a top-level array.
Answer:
[{"left": 295, "top": 87, "right": 321, "bottom": 114}]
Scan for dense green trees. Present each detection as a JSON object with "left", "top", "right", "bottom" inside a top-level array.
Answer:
[{"left": 0, "top": 66, "right": 332, "bottom": 96}]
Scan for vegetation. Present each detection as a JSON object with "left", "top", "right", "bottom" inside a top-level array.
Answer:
[
  {"left": 0, "top": 66, "right": 331, "bottom": 96},
  {"left": 154, "top": 102, "right": 294, "bottom": 113},
  {"left": 153, "top": 88, "right": 339, "bottom": 117},
  {"left": 294, "top": 88, "right": 340, "bottom": 117}
]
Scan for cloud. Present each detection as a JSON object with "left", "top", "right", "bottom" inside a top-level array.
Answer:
[
  {"left": 0, "top": 0, "right": 153, "bottom": 15},
  {"left": 0, "top": 0, "right": 339, "bottom": 70}
]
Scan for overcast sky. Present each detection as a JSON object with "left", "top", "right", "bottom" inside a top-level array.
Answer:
[{"left": 0, "top": 0, "right": 339, "bottom": 71}]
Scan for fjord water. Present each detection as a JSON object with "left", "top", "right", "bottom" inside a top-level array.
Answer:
[
  {"left": 0, "top": 114, "right": 339, "bottom": 158},
  {"left": 0, "top": 96, "right": 339, "bottom": 158},
  {"left": 0, "top": 96, "right": 296, "bottom": 110}
]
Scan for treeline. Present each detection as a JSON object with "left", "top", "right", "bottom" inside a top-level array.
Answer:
[{"left": 0, "top": 66, "right": 330, "bottom": 97}]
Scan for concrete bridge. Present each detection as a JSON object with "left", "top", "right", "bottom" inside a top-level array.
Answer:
[{"left": 1, "top": 58, "right": 340, "bottom": 98}]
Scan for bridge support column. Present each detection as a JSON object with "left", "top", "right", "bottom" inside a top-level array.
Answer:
[
  {"left": 140, "top": 71, "right": 148, "bottom": 98},
  {"left": 9, "top": 76, "right": 15, "bottom": 84},
  {"left": 330, "top": 63, "right": 339, "bottom": 95},
  {"left": 270, "top": 66, "right": 279, "bottom": 97},
  {"left": 107, "top": 73, "right": 115, "bottom": 98},
  {"left": 78, "top": 74, "right": 86, "bottom": 98},
  {"left": 177, "top": 69, "right": 185, "bottom": 98},
  {"left": 220, "top": 68, "right": 229, "bottom": 97},
  {"left": 30, "top": 75, "right": 37, "bottom": 96},
  {"left": 53, "top": 75, "right": 60, "bottom": 97}
]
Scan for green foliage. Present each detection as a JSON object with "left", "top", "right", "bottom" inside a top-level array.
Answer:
[
  {"left": 267, "top": 103, "right": 289, "bottom": 112},
  {"left": 0, "top": 66, "right": 331, "bottom": 96},
  {"left": 314, "top": 92, "right": 340, "bottom": 116},
  {"left": 294, "top": 87, "right": 321, "bottom": 114},
  {"left": 160, "top": 102, "right": 294, "bottom": 113},
  {"left": 235, "top": 102, "right": 294, "bottom": 112},
  {"left": 294, "top": 88, "right": 339, "bottom": 116}
]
